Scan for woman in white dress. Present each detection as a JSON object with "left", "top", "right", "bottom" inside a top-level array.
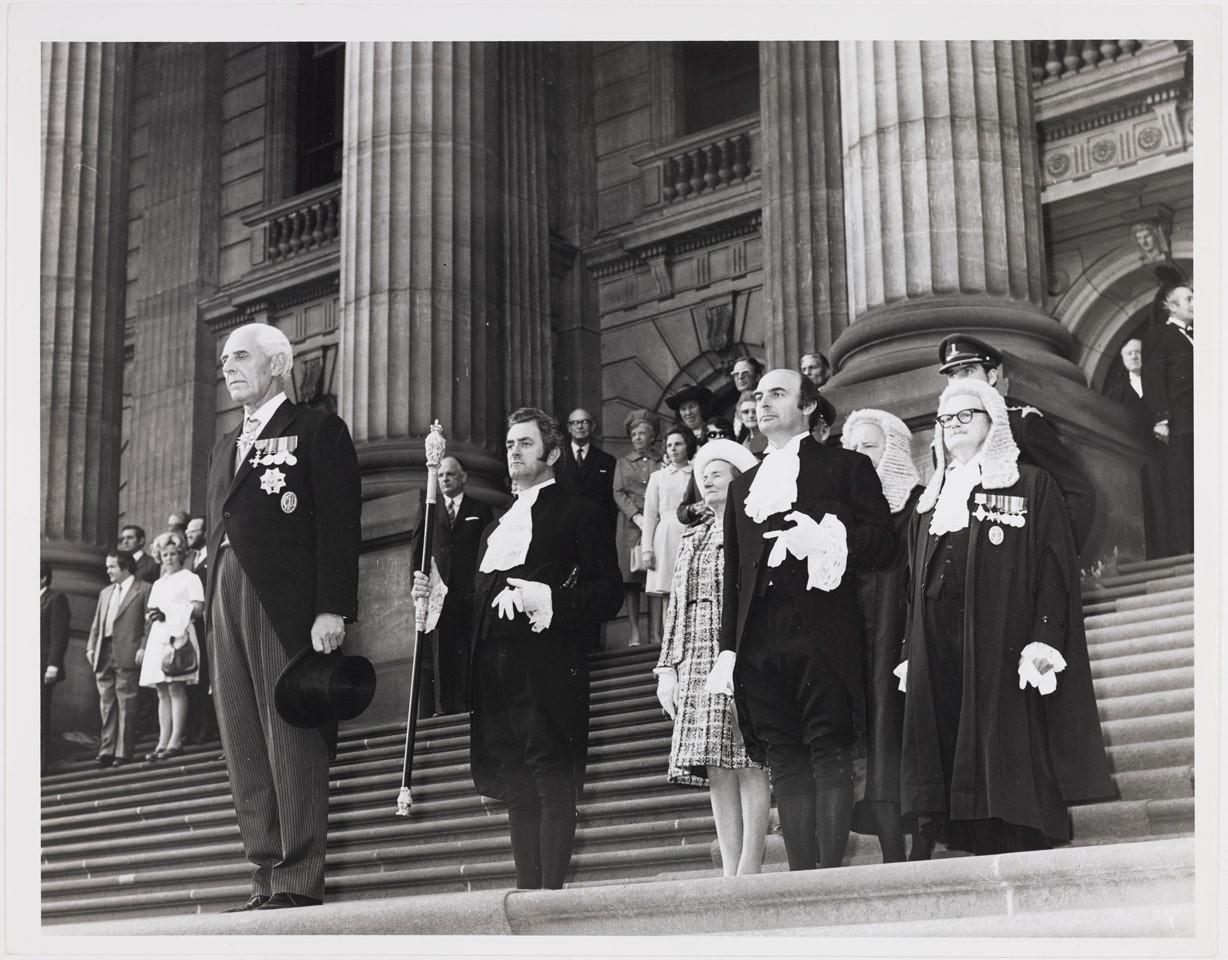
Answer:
[
  {"left": 138, "top": 530, "right": 204, "bottom": 761},
  {"left": 641, "top": 427, "right": 697, "bottom": 630}
]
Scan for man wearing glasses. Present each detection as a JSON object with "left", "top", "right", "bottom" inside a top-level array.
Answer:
[
  {"left": 557, "top": 409, "right": 618, "bottom": 538},
  {"left": 936, "top": 336, "right": 1096, "bottom": 555}
]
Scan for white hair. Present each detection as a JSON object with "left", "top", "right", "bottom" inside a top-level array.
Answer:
[{"left": 228, "top": 322, "right": 294, "bottom": 369}]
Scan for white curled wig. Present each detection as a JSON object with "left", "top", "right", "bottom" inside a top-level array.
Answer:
[
  {"left": 916, "top": 378, "right": 1020, "bottom": 514},
  {"left": 841, "top": 408, "right": 921, "bottom": 513}
]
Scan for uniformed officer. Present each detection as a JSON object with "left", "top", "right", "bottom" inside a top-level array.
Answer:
[{"left": 935, "top": 335, "right": 1097, "bottom": 554}]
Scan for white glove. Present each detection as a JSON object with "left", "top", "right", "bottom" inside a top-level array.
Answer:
[
  {"left": 655, "top": 668, "right": 678, "bottom": 719},
  {"left": 1017, "top": 642, "right": 1067, "bottom": 695},
  {"left": 506, "top": 577, "right": 554, "bottom": 633},
  {"left": 762, "top": 511, "right": 848, "bottom": 591},
  {"left": 893, "top": 660, "right": 908, "bottom": 693},
  {"left": 633, "top": 514, "right": 645, "bottom": 532},
  {"left": 704, "top": 649, "right": 736, "bottom": 697}
]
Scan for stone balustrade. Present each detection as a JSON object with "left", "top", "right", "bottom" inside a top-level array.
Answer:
[
  {"left": 245, "top": 183, "right": 341, "bottom": 266},
  {"left": 661, "top": 130, "right": 753, "bottom": 202},
  {"left": 1030, "top": 40, "right": 1141, "bottom": 82}
]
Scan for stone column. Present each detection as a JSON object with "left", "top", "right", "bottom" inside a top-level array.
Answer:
[
  {"left": 499, "top": 43, "right": 553, "bottom": 413},
  {"left": 828, "top": 41, "right": 1143, "bottom": 564},
  {"left": 41, "top": 42, "right": 133, "bottom": 732},
  {"left": 759, "top": 41, "right": 848, "bottom": 369},
  {"left": 41, "top": 42, "right": 132, "bottom": 592},
  {"left": 124, "top": 43, "right": 223, "bottom": 528},
  {"left": 831, "top": 40, "right": 1074, "bottom": 388},
  {"left": 339, "top": 41, "right": 505, "bottom": 500}
]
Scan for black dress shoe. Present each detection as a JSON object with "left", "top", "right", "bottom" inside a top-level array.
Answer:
[
  {"left": 223, "top": 894, "right": 270, "bottom": 913},
  {"left": 160, "top": 746, "right": 184, "bottom": 759},
  {"left": 255, "top": 892, "right": 323, "bottom": 909},
  {"left": 110, "top": 757, "right": 128, "bottom": 768},
  {"left": 95, "top": 754, "right": 115, "bottom": 768}
]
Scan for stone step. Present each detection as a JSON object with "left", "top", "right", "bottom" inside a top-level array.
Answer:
[
  {"left": 1099, "top": 710, "right": 1194, "bottom": 746},
  {"left": 1085, "top": 630, "right": 1192, "bottom": 662},
  {"left": 1087, "top": 646, "right": 1194, "bottom": 680},
  {"left": 1084, "top": 614, "right": 1195, "bottom": 644},
  {"left": 46, "top": 836, "right": 1196, "bottom": 934},
  {"left": 1083, "top": 599, "right": 1192, "bottom": 630},
  {"left": 1082, "top": 564, "right": 1194, "bottom": 596},
  {"left": 1092, "top": 666, "right": 1193, "bottom": 700},
  {"left": 1097, "top": 686, "right": 1193, "bottom": 722},
  {"left": 760, "top": 902, "right": 1195, "bottom": 937},
  {"left": 1111, "top": 585, "right": 1195, "bottom": 612},
  {"left": 1105, "top": 737, "right": 1194, "bottom": 773},
  {"left": 1111, "top": 765, "right": 1194, "bottom": 800},
  {"left": 1114, "top": 553, "right": 1195, "bottom": 575},
  {"left": 1081, "top": 574, "right": 1196, "bottom": 611}
]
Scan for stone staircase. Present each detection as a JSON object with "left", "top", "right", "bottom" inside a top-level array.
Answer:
[{"left": 41, "top": 553, "right": 1196, "bottom": 933}]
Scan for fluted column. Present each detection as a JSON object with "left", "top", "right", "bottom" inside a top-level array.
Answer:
[
  {"left": 339, "top": 42, "right": 504, "bottom": 498},
  {"left": 831, "top": 41, "right": 1080, "bottom": 385},
  {"left": 124, "top": 43, "right": 222, "bottom": 528},
  {"left": 759, "top": 41, "right": 847, "bottom": 369},
  {"left": 41, "top": 42, "right": 132, "bottom": 596},
  {"left": 499, "top": 43, "right": 552, "bottom": 412}
]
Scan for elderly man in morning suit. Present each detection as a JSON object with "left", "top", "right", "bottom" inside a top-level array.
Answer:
[
  {"left": 707, "top": 369, "right": 896, "bottom": 871},
  {"left": 206, "top": 322, "right": 361, "bottom": 911}
]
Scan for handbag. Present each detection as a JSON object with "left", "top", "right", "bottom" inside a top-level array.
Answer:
[
  {"left": 630, "top": 543, "right": 646, "bottom": 573},
  {"left": 161, "top": 633, "right": 198, "bottom": 679}
]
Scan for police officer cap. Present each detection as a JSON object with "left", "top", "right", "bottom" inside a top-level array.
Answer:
[{"left": 937, "top": 335, "right": 1004, "bottom": 375}]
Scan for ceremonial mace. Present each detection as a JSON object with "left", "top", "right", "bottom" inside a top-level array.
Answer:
[{"left": 396, "top": 419, "right": 446, "bottom": 816}]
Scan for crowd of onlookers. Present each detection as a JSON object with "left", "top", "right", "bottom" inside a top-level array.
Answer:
[{"left": 41, "top": 513, "right": 217, "bottom": 771}]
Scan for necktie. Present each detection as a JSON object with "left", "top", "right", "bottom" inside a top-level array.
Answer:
[
  {"left": 104, "top": 583, "right": 123, "bottom": 637},
  {"left": 235, "top": 416, "right": 261, "bottom": 474},
  {"left": 577, "top": 447, "right": 585, "bottom": 467},
  {"left": 447, "top": 498, "right": 457, "bottom": 526}
]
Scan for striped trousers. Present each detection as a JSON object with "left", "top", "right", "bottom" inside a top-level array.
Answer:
[{"left": 208, "top": 548, "right": 329, "bottom": 900}]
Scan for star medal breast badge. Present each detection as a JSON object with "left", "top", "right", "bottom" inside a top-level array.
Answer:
[{"left": 259, "top": 467, "right": 287, "bottom": 495}]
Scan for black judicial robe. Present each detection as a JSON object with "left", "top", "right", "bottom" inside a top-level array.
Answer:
[
  {"left": 468, "top": 483, "right": 623, "bottom": 801},
  {"left": 850, "top": 484, "right": 924, "bottom": 834},
  {"left": 900, "top": 464, "right": 1114, "bottom": 844}
]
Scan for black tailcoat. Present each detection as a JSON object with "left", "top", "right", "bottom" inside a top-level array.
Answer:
[
  {"left": 1142, "top": 322, "right": 1194, "bottom": 435},
  {"left": 468, "top": 483, "right": 623, "bottom": 801},
  {"left": 205, "top": 400, "right": 361, "bottom": 666},
  {"left": 719, "top": 436, "right": 896, "bottom": 755},
  {"left": 900, "top": 464, "right": 1114, "bottom": 842},
  {"left": 1004, "top": 398, "right": 1097, "bottom": 554}
]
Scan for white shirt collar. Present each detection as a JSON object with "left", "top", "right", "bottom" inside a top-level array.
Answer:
[
  {"left": 41, "top": 585, "right": 48, "bottom": 597},
  {"left": 133, "top": 549, "right": 144, "bottom": 561},
  {"left": 517, "top": 477, "right": 555, "bottom": 501},
  {"left": 764, "top": 432, "right": 809, "bottom": 455},
  {"left": 244, "top": 391, "right": 288, "bottom": 434},
  {"left": 572, "top": 441, "right": 590, "bottom": 457},
  {"left": 1166, "top": 317, "right": 1193, "bottom": 341},
  {"left": 1128, "top": 371, "right": 1143, "bottom": 397},
  {"left": 117, "top": 574, "right": 134, "bottom": 594}
]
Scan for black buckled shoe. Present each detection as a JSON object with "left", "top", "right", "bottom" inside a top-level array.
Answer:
[
  {"left": 95, "top": 754, "right": 114, "bottom": 768},
  {"left": 223, "top": 894, "right": 270, "bottom": 912},
  {"left": 255, "top": 892, "right": 323, "bottom": 909}
]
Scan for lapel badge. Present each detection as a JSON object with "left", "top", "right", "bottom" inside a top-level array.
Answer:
[
  {"left": 280, "top": 491, "right": 298, "bottom": 514},
  {"left": 988, "top": 525, "right": 1004, "bottom": 546},
  {"left": 259, "top": 467, "right": 287, "bottom": 495}
]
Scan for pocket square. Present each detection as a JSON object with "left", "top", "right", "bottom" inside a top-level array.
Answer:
[{"left": 463, "top": 516, "right": 480, "bottom": 522}]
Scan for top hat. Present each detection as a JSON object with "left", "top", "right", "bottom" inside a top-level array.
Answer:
[
  {"left": 274, "top": 648, "right": 377, "bottom": 729},
  {"left": 813, "top": 391, "right": 837, "bottom": 428},
  {"left": 664, "top": 385, "right": 713, "bottom": 415},
  {"left": 937, "top": 335, "right": 1004, "bottom": 375}
]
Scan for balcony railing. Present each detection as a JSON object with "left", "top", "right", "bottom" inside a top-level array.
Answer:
[
  {"left": 243, "top": 182, "right": 341, "bottom": 268},
  {"left": 1030, "top": 40, "right": 1142, "bottom": 83},
  {"left": 633, "top": 117, "right": 760, "bottom": 215}
]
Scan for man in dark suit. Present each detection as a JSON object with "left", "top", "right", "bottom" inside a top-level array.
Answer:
[
  {"left": 410, "top": 456, "right": 495, "bottom": 715},
  {"left": 41, "top": 560, "right": 71, "bottom": 771},
  {"left": 85, "top": 549, "right": 151, "bottom": 768},
  {"left": 555, "top": 408, "right": 618, "bottom": 535},
  {"left": 118, "top": 525, "right": 160, "bottom": 584},
  {"left": 936, "top": 335, "right": 1098, "bottom": 555},
  {"left": 1142, "top": 284, "right": 1194, "bottom": 554},
  {"left": 414, "top": 408, "right": 622, "bottom": 889},
  {"left": 1105, "top": 338, "right": 1148, "bottom": 429},
  {"left": 710, "top": 369, "right": 896, "bottom": 871},
  {"left": 206, "top": 322, "right": 361, "bottom": 911}
]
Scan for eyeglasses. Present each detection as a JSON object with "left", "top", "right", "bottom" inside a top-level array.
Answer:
[
  {"left": 706, "top": 430, "right": 731, "bottom": 439},
  {"left": 935, "top": 408, "right": 988, "bottom": 427},
  {"left": 567, "top": 419, "right": 593, "bottom": 426}
]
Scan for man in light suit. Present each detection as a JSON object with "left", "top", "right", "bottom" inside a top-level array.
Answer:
[
  {"left": 85, "top": 549, "right": 151, "bottom": 768},
  {"left": 41, "top": 560, "right": 71, "bottom": 771},
  {"left": 206, "top": 321, "right": 361, "bottom": 911},
  {"left": 410, "top": 456, "right": 495, "bottom": 715}
]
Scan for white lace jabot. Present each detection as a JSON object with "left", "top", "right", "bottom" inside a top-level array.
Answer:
[
  {"left": 744, "top": 432, "right": 807, "bottom": 523},
  {"left": 479, "top": 478, "right": 555, "bottom": 573}
]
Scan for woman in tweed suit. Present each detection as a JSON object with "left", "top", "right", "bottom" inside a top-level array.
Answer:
[{"left": 654, "top": 439, "right": 769, "bottom": 876}]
